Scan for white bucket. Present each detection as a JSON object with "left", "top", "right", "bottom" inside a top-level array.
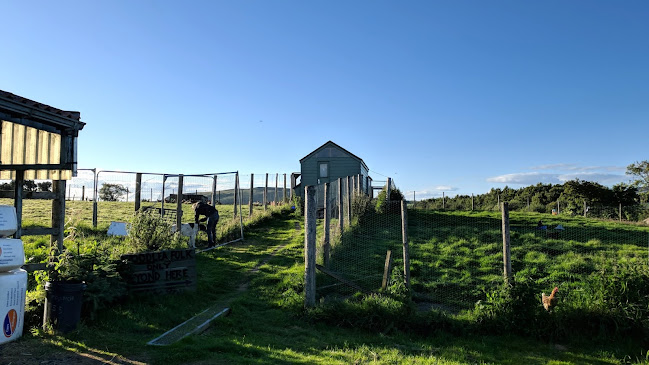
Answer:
[
  {"left": 0, "top": 269, "right": 27, "bottom": 344},
  {"left": 0, "top": 239, "right": 25, "bottom": 272},
  {"left": 0, "top": 206, "right": 17, "bottom": 238}
]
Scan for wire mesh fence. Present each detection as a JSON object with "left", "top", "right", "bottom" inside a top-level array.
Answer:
[{"left": 307, "top": 180, "right": 649, "bottom": 314}]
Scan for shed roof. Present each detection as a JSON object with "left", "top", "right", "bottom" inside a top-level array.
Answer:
[
  {"left": 300, "top": 141, "right": 368, "bottom": 171},
  {"left": 0, "top": 90, "right": 85, "bottom": 135}
]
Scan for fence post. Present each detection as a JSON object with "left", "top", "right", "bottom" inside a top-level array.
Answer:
[
  {"left": 13, "top": 170, "right": 24, "bottom": 239},
  {"left": 501, "top": 202, "right": 512, "bottom": 283},
  {"left": 92, "top": 169, "right": 98, "bottom": 228},
  {"left": 387, "top": 178, "right": 392, "bottom": 204},
  {"left": 211, "top": 175, "right": 217, "bottom": 206},
  {"left": 249, "top": 174, "right": 254, "bottom": 218},
  {"left": 338, "top": 178, "right": 344, "bottom": 233},
  {"left": 233, "top": 172, "right": 239, "bottom": 218},
  {"left": 357, "top": 174, "right": 361, "bottom": 193},
  {"left": 81, "top": 186, "right": 85, "bottom": 202},
  {"left": 619, "top": 203, "right": 622, "bottom": 222},
  {"left": 275, "top": 173, "right": 278, "bottom": 205},
  {"left": 471, "top": 193, "right": 474, "bottom": 211},
  {"left": 346, "top": 176, "right": 352, "bottom": 224},
  {"left": 52, "top": 180, "right": 66, "bottom": 254},
  {"left": 442, "top": 192, "right": 445, "bottom": 210},
  {"left": 283, "top": 173, "right": 287, "bottom": 203},
  {"left": 176, "top": 175, "right": 184, "bottom": 230},
  {"left": 264, "top": 173, "right": 268, "bottom": 211},
  {"left": 135, "top": 173, "right": 142, "bottom": 212},
  {"left": 323, "top": 182, "right": 331, "bottom": 267},
  {"left": 584, "top": 200, "right": 587, "bottom": 217},
  {"left": 304, "top": 185, "right": 317, "bottom": 308},
  {"left": 382, "top": 250, "right": 393, "bottom": 290},
  {"left": 401, "top": 200, "right": 410, "bottom": 288},
  {"left": 557, "top": 200, "right": 560, "bottom": 214}
]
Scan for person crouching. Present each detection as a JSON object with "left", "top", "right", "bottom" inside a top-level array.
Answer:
[{"left": 193, "top": 201, "right": 219, "bottom": 248}]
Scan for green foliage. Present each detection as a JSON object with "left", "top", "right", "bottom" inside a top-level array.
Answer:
[
  {"left": 125, "top": 210, "right": 183, "bottom": 252},
  {"left": 351, "top": 192, "right": 372, "bottom": 222},
  {"left": 375, "top": 187, "right": 404, "bottom": 214},
  {"left": 291, "top": 195, "right": 303, "bottom": 217},
  {"left": 99, "top": 183, "right": 128, "bottom": 201}
]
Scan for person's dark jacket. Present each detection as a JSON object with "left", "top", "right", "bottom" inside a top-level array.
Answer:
[{"left": 194, "top": 202, "right": 218, "bottom": 223}]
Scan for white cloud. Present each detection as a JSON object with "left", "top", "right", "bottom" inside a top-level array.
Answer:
[
  {"left": 487, "top": 165, "right": 629, "bottom": 187},
  {"left": 487, "top": 172, "right": 561, "bottom": 185}
]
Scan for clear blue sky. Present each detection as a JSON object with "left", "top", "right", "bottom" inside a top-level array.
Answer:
[{"left": 2, "top": 1, "right": 647, "bottom": 199}]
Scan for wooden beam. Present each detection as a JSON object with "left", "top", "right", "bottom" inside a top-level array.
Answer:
[{"left": 316, "top": 264, "right": 370, "bottom": 294}]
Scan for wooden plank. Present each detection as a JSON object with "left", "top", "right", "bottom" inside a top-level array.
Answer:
[
  {"left": 316, "top": 264, "right": 370, "bottom": 294},
  {"left": 51, "top": 180, "right": 65, "bottom": 253},
  {"left": 323, "top": 182, "right": 330, "bottom": 267},
  {"left": 14, "top": 170, "right": 23, "bottom": 238},
  {"left": 135, "top": 173, "right": 142, "bottom": 212},
  {"left": 22, "top": 227, "right": 56, "bottom": 236},
  {"left": 0, "top": 191, "right": 56, "bottom": 199},
  {"left": 22, "top": 263, "right": 48, "bottom": 272},
  {"left": 120, "top": 248, "right": 197, "bottom": 294}
]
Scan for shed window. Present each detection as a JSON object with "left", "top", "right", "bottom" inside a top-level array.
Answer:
[{"left": 319, "top": 163, "right": 328, "bottom": 178}]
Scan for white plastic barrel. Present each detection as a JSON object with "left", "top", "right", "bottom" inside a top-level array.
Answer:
[
  {"left": 0, "top": 269, "right": 27, "bottom": 344},
  {"left": 0, "top": 239, "right": 25, "bottom": 272},
  {"left": 0, "top": 206, "right": 17, "bottom": 238}
]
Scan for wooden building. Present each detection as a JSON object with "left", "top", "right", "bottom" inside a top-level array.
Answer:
[
  {"left": 294, "top": 141, "right": 371, "bottom": 197},
  {"left": 0, "top": 90, "right": 85, "bottom": 251}
]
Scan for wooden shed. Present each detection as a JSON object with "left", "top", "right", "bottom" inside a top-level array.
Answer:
[
  {"left": 294, "top": 141, "right": 371, "bottom": 197},
  {"left": 0, "top": 90, "right": 85, "bottom": 251}
]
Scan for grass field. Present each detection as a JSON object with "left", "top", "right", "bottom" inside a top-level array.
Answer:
[{"left": 3, "top": 200, "right": 649, "bottom": 364}]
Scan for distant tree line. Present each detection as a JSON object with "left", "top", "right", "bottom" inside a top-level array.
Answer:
[
  {"left": 417, "top": 161, "right": 649, "bottom": 221},
  {"left": 0, "top": 180, "right": 52, "bottom": 192}
]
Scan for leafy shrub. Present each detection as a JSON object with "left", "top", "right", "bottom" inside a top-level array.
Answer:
[
  {"left": 291, "top": 195, "right": 304, "bottom": 217},
  {"left": 125, "top": 210, "right": 183, "bottom": 252},
  {"left": 351, "top": 192, "right": 372, "bottom": 222},
  {"left": 375, "top": 187, "right": 404, "bottom": 214}
]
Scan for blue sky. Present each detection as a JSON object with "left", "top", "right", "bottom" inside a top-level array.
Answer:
[{"left": 2, "top": 1, "right": 647, "bottom": 199}]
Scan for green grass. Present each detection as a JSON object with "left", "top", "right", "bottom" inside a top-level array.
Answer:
[{"left": 6, "top": 202, "right": 649, "bottom": 363}]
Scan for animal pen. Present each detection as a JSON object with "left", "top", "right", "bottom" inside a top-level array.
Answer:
[{"left": 304, "top": 179, "right": 649, "bottom": 314}]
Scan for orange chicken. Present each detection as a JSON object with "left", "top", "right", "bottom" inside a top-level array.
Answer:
[{"left": 542, "top": 287, "right": 559, "bottom": 311}]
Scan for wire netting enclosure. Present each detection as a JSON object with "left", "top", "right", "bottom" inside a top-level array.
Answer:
[{"left": 408, "top": 207, "right": 649, "bottom": 314}]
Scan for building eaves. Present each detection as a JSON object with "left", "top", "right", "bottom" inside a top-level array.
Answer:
[
  {"left": 299, "top": 140, "right": 369, "bottom": 171},
  {"left": 0, "top": 90, "right": 85, "bottom": 133}
]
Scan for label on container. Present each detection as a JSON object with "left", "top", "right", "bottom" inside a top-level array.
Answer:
[
  {"left": 0, "top": 270, "right": 26, "bottom": 343},
  {"left": 0, "top": 239, "right": 24, "bottom": 271}
]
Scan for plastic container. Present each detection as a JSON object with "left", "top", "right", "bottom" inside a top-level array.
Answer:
[
  {"left": 0, "top": 238, "right": 25, "bottom": 272},
  {"left": 0, "top": 269, "right": 27, "bottom": 344},
  {"left": 0, "top": 206, "right": 17, "bottom": 237},
  {"left": 43, "top": 281, "right": 86, "bottom": 333}
]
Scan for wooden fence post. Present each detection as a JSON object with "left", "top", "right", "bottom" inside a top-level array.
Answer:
[
  {"left": 387, "top": 178, "right": 392, "bottom": 204},
  {"left": 233, "top": 172, "right": 239, "bottom": 218},
  {"left": 619, "top": 203, "right": 622, "bottom": 222},
  {"left": 338, "top": 178, "right": 344, "bottom": 233},
  {"left": 401, "top": 200, "right": 410, "bottom": 288},
  {"left": 176, "top": 175, "right": 184, "bottom": 230},
  {"left": 13, "top": 170, "right": 24, "bottom": 239},
  {"left": 283, "top": 173, "right": 287, "bottom": 203},
  {"left": 81, "top": 186, "right": 85, "bottom": 202},
  {"left": 304, "top": 185, "right": 317, "bottom": 308},
  {"left": 92, "top": 169, "right": 98, "bottom": 228},
  {"left": 346, "top": 176, "right": 351, "bottom": 224},
  {"left": 52, "top": 180, "right": 66, "bottom": 253},
  {"left": 323, "top": 182, "right": 331, "bottom": 267},
  {"left": 249, "top": 174, "right": 254, "bottom": 217},
  {"left": 211, "top": 175, "right": 217, "bottom": 206},
  {"left": 264, "top": 173, "right": 268, "bottom": 211},
  {"left": 501, "top": 202, "right": 512, "bottom": 283},
  {"left": 382, "top": 250, "right": 393, "bottom": 290},
  {"left": 275, "top": 173, "right": 278, "bottom": 205},
  {"left": 584, "top": 200, "right": 587, "bottom": 217},
  {"left": 135, "top": 173, "right": 142, "bottom": 212},
  {"left": 471, "top": 193, "right": 474, "bottom": 211}
]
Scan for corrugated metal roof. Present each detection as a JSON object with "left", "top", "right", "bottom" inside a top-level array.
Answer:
[{"left": 0, "top": 90, "right": 81, "bottom": 121}]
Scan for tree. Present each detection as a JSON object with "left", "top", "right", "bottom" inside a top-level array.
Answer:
[
  {"left": 37, "top": 181, "right": 52, "bottom": 192},
  {"left": 627, "top": 161, "right": 649, "bottom": 197},
  {"left": 99, "top": 183, "right": 127, "bottom": 201}
]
